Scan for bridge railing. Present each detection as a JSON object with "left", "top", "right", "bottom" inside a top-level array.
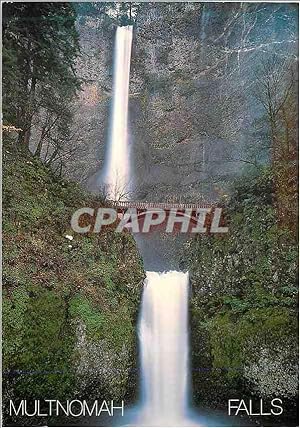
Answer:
[{"left": 107, "top": 200, "right": 215, "bottom": 210}]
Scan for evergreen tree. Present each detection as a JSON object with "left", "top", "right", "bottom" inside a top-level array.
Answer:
[{"left": 2, "top": 3, "right": 81, "bottom": 147}]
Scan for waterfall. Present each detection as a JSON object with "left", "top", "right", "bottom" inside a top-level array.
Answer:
[
  {"left": 103, "top": 26, "right": 201, "bottom": 428},
  {"left": 99, "top": 24, "right": 232, "bottom": 428},
  {"left": 100, "top": 25, "right": 224, "bottom": 428},
  {"left": 104, "top": 26, "right": 133, "bottom": 200},
  {"left": 138, "top": 271, "right": 193, "bottom": 426}
]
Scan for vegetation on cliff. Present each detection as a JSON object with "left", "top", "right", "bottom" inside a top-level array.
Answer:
[
  {"left": 2, "top": 139, "right": 145, "bottom": 426},
  {"left": 2, "top": 5, "right": 146, "bottom": 426},
  {"left": 185, "top": 166, "right": 298, "bottom": 423}
]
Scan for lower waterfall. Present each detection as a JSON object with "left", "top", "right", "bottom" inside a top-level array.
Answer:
[
  {"left": 125, "top": 270, "right": 204, "bottom": 427},
  {"left": 139, "top": 271, "right": 189, "bottom": 425},
  {"left": 96, "top": 272, "right": 234, "bottom": 427}
]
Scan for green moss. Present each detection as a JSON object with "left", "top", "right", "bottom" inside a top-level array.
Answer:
[
  {"left": 2, "top": 140, "right": 145, "bottom": 424},
  {"left": 69, "top": 295, "right": 134, "bottom": 352},
  {"left": 186, "top": 166, "right": 298, "bottom": 403},
  {"left": 102, "top": 307, "right": 134, "bottom": 351},
  {"left": 3, "top": 287, "right": 30, "bottom": 366},
  {"left": 70, "top": 295, "right": 105, "bottom": 339},
  {"left": 209, "top": 307, "right": 296, "bottom": 379}
]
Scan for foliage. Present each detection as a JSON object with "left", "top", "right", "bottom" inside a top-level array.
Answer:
[
  {"left": 255, "top": 57, "right": 298, "bottom": 231},
  {"left": 75, "top": 2, "right": 139, "bottom": 26},
  {"left": 69, "top": 296, "right": 105, "bottom": 340},
  {"left": 2, "top": 140, "right": 145, "bottom": 425},
  {"left": 2, "top": 2, "right": 81, "bottom": 162},
  {"left": 185, "top": 165, "right": 298, "bottom": 407}
]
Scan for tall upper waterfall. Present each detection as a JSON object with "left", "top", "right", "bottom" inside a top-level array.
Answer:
[
  {"left": 138, "top": 271, "right": 192, "bottom": 426},
  {"left": 104, "top": 26, "right": 133, "bottom": 200}
]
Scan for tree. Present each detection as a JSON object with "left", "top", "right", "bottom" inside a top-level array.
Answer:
[
  {"left": 2, "top": 3, "right": 81, "bottom": 147},
  {"left": 256, "top": 56, "right": 298, "bottom": 231},
  {"left": 75, "top": 2, "right": 140, "bottom": 27}
]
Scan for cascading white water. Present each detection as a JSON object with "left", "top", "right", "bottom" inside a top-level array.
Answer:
[
  {"left": 138, "top": 271, "right": 191, "bottom": 426},
  {"left": 104, "top": 26, "right": 133, "bottom": 200}
]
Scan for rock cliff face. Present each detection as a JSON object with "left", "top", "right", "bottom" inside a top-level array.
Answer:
[
  {"left": 64, "top": 15, "right": 114, "bottom": 186},
  {"left": 66, "top": 3, "right": 297, "bottom": 204}
]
